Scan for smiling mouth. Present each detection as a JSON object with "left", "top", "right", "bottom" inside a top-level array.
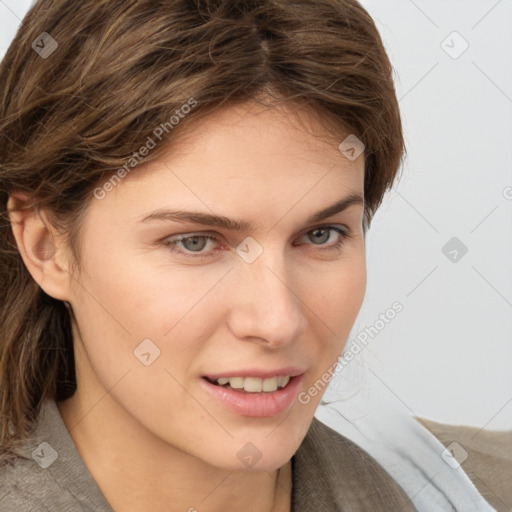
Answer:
[{"left": 203, "top": 375, "right": 292, "bottom": 393}]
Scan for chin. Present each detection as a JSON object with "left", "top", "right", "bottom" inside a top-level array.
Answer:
[
  {"left": 201, "top": 417, "right": 312, "bottom": 472},
  {"left": 213, "top": 443, "right": 297, "bottom": 473}
]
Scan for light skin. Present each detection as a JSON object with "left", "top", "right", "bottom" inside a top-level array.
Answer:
[{"left": 8, "top": 100, "right": 366, "bottom": 512}]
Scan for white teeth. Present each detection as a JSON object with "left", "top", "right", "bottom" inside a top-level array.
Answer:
[
  {"left": 228, "top": 377, "right": 244, "bottom": 389},
  {"left": 277, "top": 376, "right": 290, "bottom": 388},
  {"left": 244, "top": 377, "right": 262, "bottom": 392},
  {"left": 262, "top": 377, "right": 278, "bottom": 392},
  {"left": 214, "top": 376, "right": 291, "bottom": 393}
]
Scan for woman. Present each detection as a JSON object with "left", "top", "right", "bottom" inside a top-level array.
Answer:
[{"left": 0, "top": 1, "right": 498, "bottom": 511}]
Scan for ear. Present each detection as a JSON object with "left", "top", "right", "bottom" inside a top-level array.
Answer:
[{"left": 7, "top": 191, "right": 74, "bottom": 302}]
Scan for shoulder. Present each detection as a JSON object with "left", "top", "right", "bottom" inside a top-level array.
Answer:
[
  {"left": 417, "top": 417, "right": 512, "bottom": 511},
  {"left": 292, "top": 417, "right": 417, "bottom": 511},
  {"left": 0, "top": 455, "right": 54, "bottom": 511},
  {"left": 0, "top": 398, "right": 110, "bottom": 511},
  {"left": 0, "top": 447, "right": 99, "bottom": 512}
]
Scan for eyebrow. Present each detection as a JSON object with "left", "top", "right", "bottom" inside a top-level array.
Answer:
[{"left": 138, "top": 192, "right": 364, "bottom": 231}]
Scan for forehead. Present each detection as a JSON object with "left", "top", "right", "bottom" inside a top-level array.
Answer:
[
  {"left": 188, "top": 101, "right": 352, "bottom": 163},
  {"left": 87, "top": 101, "right": 364, "bottom": 227}
]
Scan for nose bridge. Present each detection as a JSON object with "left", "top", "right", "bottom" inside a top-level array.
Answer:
[{"left": 228, "top": 244, "right": 305, "bottom": 344}]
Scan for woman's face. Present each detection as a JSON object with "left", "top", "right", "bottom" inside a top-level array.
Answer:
[{"left": 66, "top": 101, "right": 366, "bottom": 471}]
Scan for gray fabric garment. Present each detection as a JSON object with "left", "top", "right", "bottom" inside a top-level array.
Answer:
[
  {"left": 0, "top": 398, "right": 416, "bottom": 511},
  {"left": 291, "top": 418, "right": 416, "bottom": 511}
]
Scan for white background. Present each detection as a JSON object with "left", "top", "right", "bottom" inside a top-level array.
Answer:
[{"left": 1, "top": 0, "right": 511, "bottom": 429}]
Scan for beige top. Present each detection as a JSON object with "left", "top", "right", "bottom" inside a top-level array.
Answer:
[{"left": 418, "top": 417, "right": 512, "bottom": 512}]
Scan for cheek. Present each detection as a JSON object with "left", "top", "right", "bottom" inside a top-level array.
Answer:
[
  {"left": 306, "top": 255, "right": 366, "bottom": 374},
  {"left": 70, "top": 246, "right": 225, "bottom": 375},
  {"left": 313, "top": 256, "right": 366, "bottom": 335},
  {"left": 77, "top": 244, "right": 189, "bottom": 330},
  {"left": 69, "top": 250, "right": 211, "bottom": 426}
]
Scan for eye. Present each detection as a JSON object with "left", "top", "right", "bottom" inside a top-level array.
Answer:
[
  {"left": 162, "top": 226, "right": 350, "bottom": 259},
  {"left": 163, "top": 233, "right": 220, "bottom": 258},
  {"left": 296, "top": 226, "right": 349, "bottom": 249}
]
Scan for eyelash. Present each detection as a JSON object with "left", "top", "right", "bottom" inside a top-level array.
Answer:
[{"left": 162, "top": 226, "right": 350, "bottom": 259}]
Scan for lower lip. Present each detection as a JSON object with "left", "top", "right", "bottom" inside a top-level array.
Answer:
[{"left": 200, "top": 375, "right": 304, "bottom": 418}]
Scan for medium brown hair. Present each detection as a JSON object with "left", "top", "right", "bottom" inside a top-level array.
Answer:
[{"left": 0, "top": 0, "right": 405, "bottom": 462}]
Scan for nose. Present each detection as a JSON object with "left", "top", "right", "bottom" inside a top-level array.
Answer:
[{"left": 225, "top": 246, "right": 308, "bottom": 348}]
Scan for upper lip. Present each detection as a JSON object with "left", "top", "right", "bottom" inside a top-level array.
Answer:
[{"left": 203, "top": 366, "right": 306, "bottom": 381}]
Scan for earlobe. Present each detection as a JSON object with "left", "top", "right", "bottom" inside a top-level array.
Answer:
[{"left": 7, "top": 191, "right": 73, "bottom": 302}]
